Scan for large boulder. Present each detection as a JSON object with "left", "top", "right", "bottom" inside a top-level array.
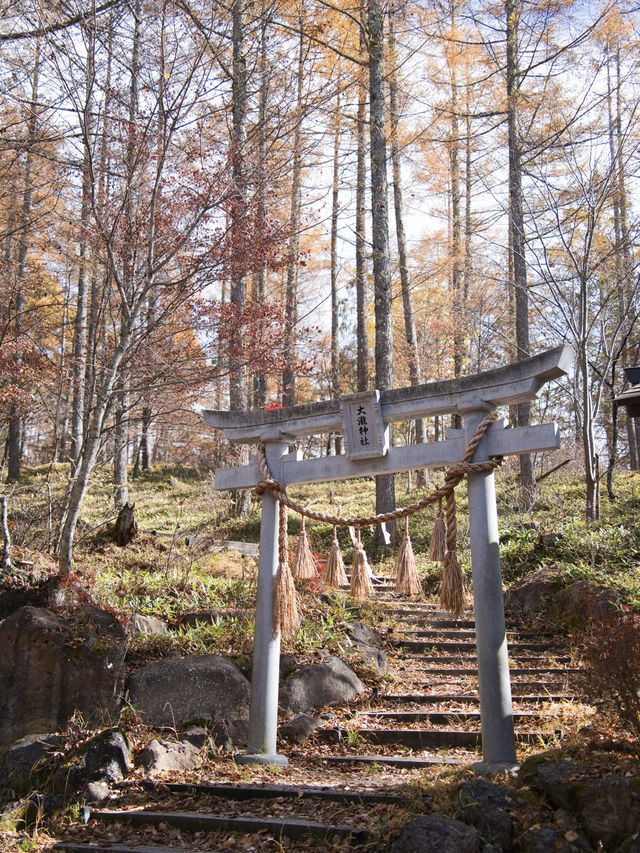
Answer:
[
  {"left": 390, "top": 815, "right": 480, "bottom": 853},
  {"left": 210, "top": 718, "right": 249, "bottom": 751},
  {"left": 0, "top": 606, "right": 128, "bottom": 749},
  {"left": 553, "top": 580, "right": 621, "bottom": 625},
  {"left": 127, "top": 654, "right": 250, "bottom": 726},
  {"left": 137, "top": 739, "right": 202, "bottom": 774},
  {"left": 578, "top": 778, "right": 640, "bottom": 849},
  {"left": 279, "top": 656, "right": 364, "bottom": 715},
  {"left": 458, "top": 779, "right": 520, "bottom": 850},
  {"left": 0, "top": 733, "right": 63, "bottom": 792},
  {"left": 504, "top": 566, "right": 563, "bottom": 613},
  {"left": 53, "top": 728, "right": 132, "bottom": 794}
]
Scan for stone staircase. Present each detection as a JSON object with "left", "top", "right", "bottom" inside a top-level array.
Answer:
[{"left": 52, "top": 582, "right": 582, "bottom": 852}]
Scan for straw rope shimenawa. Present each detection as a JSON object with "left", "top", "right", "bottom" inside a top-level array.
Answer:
[
  {"left": 293, "top": 515, "right": 318, "bottom": 580},
  {"left": 255, "top": 412, "right": 504, "bottom": 630},
  {"left": 325, "top": 524, "right": 348, "bottom": 588},
  {"left": 394, "top": 516, "right": 422, "bottom": 596}
]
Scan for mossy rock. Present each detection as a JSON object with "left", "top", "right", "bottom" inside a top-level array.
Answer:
[{"left": 516, "top": 750, "right": 564, "bottom": 789}]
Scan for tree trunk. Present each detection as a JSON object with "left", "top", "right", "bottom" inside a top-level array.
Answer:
[
  {"left": 252, "top": 6, "right": 270, "bottom": 409},
  {"left": 114, "top": 0, "right": 142, "bottom": 510},
  {"left": 355, "top": 13, "right": 369, "bottom": 394},
  {"left": 506, "top": 0, "right": 534, "bottom": 491},
  {"left": 388, "top": 3, "right": 425, "bottom": 486},
  {"left": 8, "top": 40, "right": 41, "bottom": 482},
  {"left": 71, "top": 21, "right": 95, "bottom": 465},
  {"left": 330, "top": 89, "right": 341, "bottom": 408},
  {"left": 282, "top": 18, "right": 305, "bottom": 408},
  {"left": 368, "top": 0, "right": 396, "bottom": 544}
]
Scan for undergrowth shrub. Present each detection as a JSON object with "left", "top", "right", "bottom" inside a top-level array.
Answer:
[{"left": 581, "top": 611, "right": 640, "bottom": 738}]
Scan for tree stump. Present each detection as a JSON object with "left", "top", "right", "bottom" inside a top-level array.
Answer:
[{"left": 114, "top": 503, "right": 137, "bottom": 547}]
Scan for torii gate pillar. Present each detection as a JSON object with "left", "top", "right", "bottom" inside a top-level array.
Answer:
[
  {"left": 236, "top": 439, "right": 290, "bottom": 767},
  {"left": 464, "top": 409, "right": 517, "bottom": 771}
]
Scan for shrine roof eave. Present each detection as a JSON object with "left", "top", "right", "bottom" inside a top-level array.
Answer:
[
  {"left": 615, "top": 386, "right": 640, "bottom": 414},
  {"left": 202, "top": 343, "right": 574, "bottom": 443}
]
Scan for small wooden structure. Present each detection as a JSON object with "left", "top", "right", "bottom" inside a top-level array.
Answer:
[
  {"left": 615, "top": 367, "right": 640, "bottom": 417},
  {"left": 203, "top": 344, "right": 573, "bottom": 772}
]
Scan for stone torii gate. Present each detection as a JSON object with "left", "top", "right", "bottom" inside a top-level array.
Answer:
[{"left": 203, "top": 344, "right": 573, "bottom": 772}]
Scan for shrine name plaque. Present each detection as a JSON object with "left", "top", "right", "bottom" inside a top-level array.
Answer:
[{"left": 342, "top": 390, "right": 389, "bottom": 460}]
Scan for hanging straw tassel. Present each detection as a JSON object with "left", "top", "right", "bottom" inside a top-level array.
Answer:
[
  {"left": 293, "top": 515, "right": 318, "bottom": 580},
  {"left": 274, "top": 502, "right": 300, "bottom": 636},
  {"left": 439, "top": 490, "right": 466, "bottom": 618},
  {"left": 395, "top": 516, "right": 422, "bottom": 595},
  {"left": 350, "top": 529, "right": 374, "bottom": 599},
  {"left": 429, "top": 498, "right": 446, "bottom": 564},
  {"left": 325, "top": 525, "right": 348, "bottom": 587}
]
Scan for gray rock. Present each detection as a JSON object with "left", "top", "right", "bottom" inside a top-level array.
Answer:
[
  {"left": 354, "top": 642, "right": 388, "bottom": 674},
  {"left": 556, "top": 580, "right": 621, "bottom": 624},
  {"left": 279, "top": 656, "right": 364, "bottom": 715},
  {"left": 24, "top": 793, "right": 66, "bottom": 828},
  {"left": 138, "top": 739, "right": 202, "bottom": 774},
  {"left": 504, "top": 566, "right": 563, "bottom": 613},
  {"left": 127, "top": 654, "right": 250, "bottom": 726},
  {"left": 0, "top": 799, "right": 28, "bottom": 832},
  {"left": 390, "top": 815, "right": 480, "bottom": 853},
  {"left": 177, "top": 609, "right": 251, "bottom": 627},
  {"left": 458, "top": 779, "right": 517, "bottom": 850},
  {"left": 620, "top": 833, "right": 640, "bottom": 852},
  {"left": 0, "top": 607, "right": 128, "bottom": 749},
  {"left": 53, "top": 728, "right": 131, "bottom": 794},
  {"left": 0, "top": 733, "right": 63, "bottom": 791},
  {"left": 578, "top": 777, "right": 640, "bottom": 849},
  {"left": 347, "top": 621, "right": 383, "bottom": 648},
  {"left": 84, "top": 780, "right": 112, "bottom": 804},
  {"left": 279, "top": 714, "right": 320, "bottom": 744},
  {"left": 180, "top": 726, "right": 209, "bottom": 749},
  {"left": 210, "top": 718, "right": 250, "bottom": 751},
  {"left": 518, "top": 825, "right": 586, "bottom": 853},
  {"left": 279, "top": 654, "right": 298, "bottom": 680},
  {"left": 533, "top": 761, "right": 589, "bottom": 811},
  {"left": 80, "top": 728, "right": 131, "bottom": 785},
  {"left": 133, "top": 614, "right": 169, "bottom": 635}
]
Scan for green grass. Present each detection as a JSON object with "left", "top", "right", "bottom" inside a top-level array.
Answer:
[{"left": 8, "top": 460, "right": 640, "bottom": 656}]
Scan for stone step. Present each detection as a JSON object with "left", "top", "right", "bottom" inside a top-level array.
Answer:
[
  {"left": 357, "top": 710, "right": 545, "bottom": 724},
  {"left": 396, "top": 657, "right": 572, "bottom": 668},
  {"left": 139, "top": 780, "right": 404, "bottom": 804},
  {"left": 378, "top": 693, "right": 572, "bottom": 704},
  {"left": 54, "top": 845, "right": 188, "bottom": 853},
  {"left": 316, "top": 727, "right": 555, "bottom": 748},
  {"left": 395, "top": 629, "right": 549, "bottom": 640},
  {"left": 392, "top": 639, "right": 555, "bottom": 653},
  {"left": 410, "top": 667, "right": 579, "bottom": 676},
  {"left": 389, "top": 616, "right": 477, "bottom": 627},
  {"left": 86, "top": 809, "right": 367, "bottom": 844},
  {"left": 324, "top": 753, "right": 472, "bottom": 768},
  {"left": 378, "top": 606, "right": 474, "bottom": 616}
]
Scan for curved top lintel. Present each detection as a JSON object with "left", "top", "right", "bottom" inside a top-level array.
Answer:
[{"left": 202, "top": 343, "right": 574, "bottom": 443}]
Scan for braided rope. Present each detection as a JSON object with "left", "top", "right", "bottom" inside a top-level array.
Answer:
[{"left": 255, "top": 412, "right": 504, "bottom": 529}]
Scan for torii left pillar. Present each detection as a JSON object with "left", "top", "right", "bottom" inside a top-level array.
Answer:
[{"left": 236, "top": 439, "right": 289, "bottom": 766}]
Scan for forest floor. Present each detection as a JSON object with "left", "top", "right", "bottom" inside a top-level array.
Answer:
[{"left": 1, "top": 462, "right": 640, "bottom": 850}]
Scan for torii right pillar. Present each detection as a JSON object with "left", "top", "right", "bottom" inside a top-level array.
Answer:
[{"left": 464, "top": 407, "right": 517, "bottom": 772}]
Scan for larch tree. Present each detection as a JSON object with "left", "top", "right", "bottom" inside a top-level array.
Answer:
[{"left": 367, "top": 0, "right": 396, "bottom": 542}]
